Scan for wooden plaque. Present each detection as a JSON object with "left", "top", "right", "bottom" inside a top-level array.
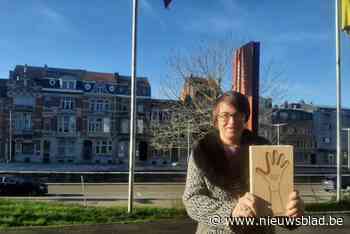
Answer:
[{"left": 249, "top": 145, "right": 293, "bottom": 217}]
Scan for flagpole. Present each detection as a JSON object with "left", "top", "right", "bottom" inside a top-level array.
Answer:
[
  {"left": 128, "top": 0, "right": 138, "bottom": 213},
  {"left": 335, "top": 0, "right": 342, "bottom": 202}
]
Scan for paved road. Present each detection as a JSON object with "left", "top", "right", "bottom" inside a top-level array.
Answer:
[
  {"left": 48, "top": 183, "right": 185, "bottom": 198},
  {"left": 47, "top": 182, "right": 334, "bottom": 203},
  {"left": 0, "top": 182, "right": 334, "bottom": 207},
  {"left": 1, "top": 216, "right": 350, "bottom": 234}
]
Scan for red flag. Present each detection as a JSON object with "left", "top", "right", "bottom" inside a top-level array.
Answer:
[{"left": 164, "top": 0, "right": 172, "bottom": 8}]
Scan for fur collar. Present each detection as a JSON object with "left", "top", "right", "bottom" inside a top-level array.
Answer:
[{"left": 192, "top": 129, "right": 269, "bottom": 189}]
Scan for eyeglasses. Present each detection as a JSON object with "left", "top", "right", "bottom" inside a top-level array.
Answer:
[{"left": 217, "top": 112, "right": 244, "bottom": 123}]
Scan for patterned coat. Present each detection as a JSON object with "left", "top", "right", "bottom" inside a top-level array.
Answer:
[{"left": 182, "top": 129, "right": 275, "bottom": 234}]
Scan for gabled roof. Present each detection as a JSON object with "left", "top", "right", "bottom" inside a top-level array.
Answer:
[
  {"left": 11, "top": 65, "right": 150, "bottom": 85},
  {"left": 12, "top": 65, "right": 85, "bottom": 79}
]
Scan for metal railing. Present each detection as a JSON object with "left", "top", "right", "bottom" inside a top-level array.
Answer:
[{"left": 0, "top": 171, "right": 349, "bottom": 206}]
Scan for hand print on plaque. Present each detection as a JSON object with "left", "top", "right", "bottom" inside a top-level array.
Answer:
[{"left": 255, "top": 150, "right": 290, "bottom": 215}]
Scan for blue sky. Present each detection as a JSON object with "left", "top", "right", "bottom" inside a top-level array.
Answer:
[{"left": 0, "top": 0, "right": 349, "bottom": 106}]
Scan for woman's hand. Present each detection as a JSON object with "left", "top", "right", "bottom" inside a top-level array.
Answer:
[
  {"left": 232, "top": 192, "right": 257, "bottom": 217},
  {"left": 286, "top": 190, "right": 304, "bottom": 217}
]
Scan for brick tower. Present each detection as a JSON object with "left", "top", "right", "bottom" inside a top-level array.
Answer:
[{"left": 233, "top": 42, "right": 260, "bottom": 134}]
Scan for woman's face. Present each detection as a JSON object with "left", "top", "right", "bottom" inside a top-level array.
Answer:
[{"left": 216, "top": 102, "right": 246, "bottom": 145}]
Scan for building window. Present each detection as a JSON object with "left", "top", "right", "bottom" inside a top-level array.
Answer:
[
  {"left": 118, "top": 142, "right": 128, "bottom": 158},
  {"left": 62, "top": 97, "right": 74, "bottom": 110},
  {"left": 121, "top": 119, "right": 129, "bottom": 134},
  {"left": 88, "top": 117, "right": 110, "bottom": 133},
  {"left": 305, "top": 128, "right": 310, "bottom": 135},
  {"left": 58, "top": 143, "right": 65, "bottom": 155},
  {"left": 323, "top": 137, "right": 331, "bottom": 144},
  {"left": 137, "top": 104, "right": 144, "bottom": 113},
  {"left": 96, "top": 100, "right": 104, "bottom": 112},
  {"left": 14, "top": 96, "right": 35, "bottom": 107},
  {"left": 287, "top": 127, "right": 294, "bottom": 134},
  {"left": 88, "top": 117, "right": 102, "bottom": 132},
  {"left": 95, "top": 140, "right": 112, "bottom": 155},
  {"left": 89, "top": 99, "right": 95, "bottom": 112},
  {"left": 96, "top": 86, "right": 104, "bottom": 93},
  {"left": 328, "top": 154, "right": 335, "bottom": 164},
  {"left": 119, "top": 99, "right": 129, "bottom": 112},
  {"left": 103, "top": 118, "right": 110, "bottom": 133},
  {"left": 57, "top": 116, "right": 75, "bottom": 133},
  {"left": 137, "top": 119, "right": 143, "bottom": 134},
  {"left": 15, "top": 142, "right": 22, "bottom": 153},
  {"left": 22, "top": 143, "right": 34, "bottom": 155},
  {"left": 152, "top": 111, "right": 158, "bottom": 121},
  {"left": 293, "top": 127, "right": 297, "bottom": 134},
  {"left": 323, "top": 113, "right": 331, "bottom": 118},
  {"left": 104, "top": 100, "right": 110, "bottom": 111},
  {"left": 164, "top": 112, "right": 171, "bottom": 121},
  {"left": 280, "top": 112, "right": 288, "bottom": 120},
  {"left": 57, "top": 139, "right": 75, "bottom": 157},
  {"left": 61, "top": 80, "right": 76, "bottom": 90},
  {"left": 89, "top": 99, "right": 109, "bottom": 112},
  {"left": 44, "top": 119, "right": 51, "bottom": 131},
  {"left": 13, "top": 112, "right": 32, "bottom": 130},
  {"left": 35, "top": 142, "right": 41, "bottom": 156}
]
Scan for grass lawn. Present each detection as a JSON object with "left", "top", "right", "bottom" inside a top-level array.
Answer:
[
  {"left": 0, "top": 199, "right": 187, "bottom": 228},
  {"left": 1, "top": 199, "right": 350, "bottom": 228},
  {"left": 306, "top": 200, "right": 350, "bottom": 212}
]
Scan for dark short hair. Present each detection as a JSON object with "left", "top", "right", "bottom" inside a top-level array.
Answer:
[{"left": 212, "top": 91, "right": 250, "bottom": 127}]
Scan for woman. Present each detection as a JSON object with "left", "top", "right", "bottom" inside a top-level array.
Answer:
[{"left": 183, "top": 91, "right": 304, "bottom": 234}]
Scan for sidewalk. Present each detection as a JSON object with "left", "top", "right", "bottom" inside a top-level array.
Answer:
[
  {"left": 0, "top": 219, "right": 196, "bottom": 234},
  {"left": 1, "top": 217, "right": 350, "bottom": 234}
]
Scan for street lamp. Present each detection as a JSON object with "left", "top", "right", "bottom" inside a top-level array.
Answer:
[
  {"left": 271, "top": 123, "right": 287, "bottom": 145},
  {"left": 187, "top": 121, "right": 191, "bottom": 162},
  {"left": 8, "top": 109, "right": 12, "bottom": 163},
  {"left": 342, "top": 128, "right": 350, "bottom": 170}
]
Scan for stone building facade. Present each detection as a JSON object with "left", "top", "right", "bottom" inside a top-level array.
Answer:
[
  {"left": 271, "top": 107, "right": 316, "bottom": 165},
  {"left": 0, "top": 64, "right": 181, "bottom": 165}
]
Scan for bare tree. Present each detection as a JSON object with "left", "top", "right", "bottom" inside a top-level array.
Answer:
[
  {"left": 149, "top": 40, "right": 234, "bottom": 154},
  {"left": 150, "top": 40, "right": 289, "bottom": 153},
  {"left": 258, "top": 59, "right": 290, "bottom": 143}
]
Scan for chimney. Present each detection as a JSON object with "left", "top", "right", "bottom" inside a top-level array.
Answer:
[{"left": 114, "top": 72, "right": 119, "bottom": 82}]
